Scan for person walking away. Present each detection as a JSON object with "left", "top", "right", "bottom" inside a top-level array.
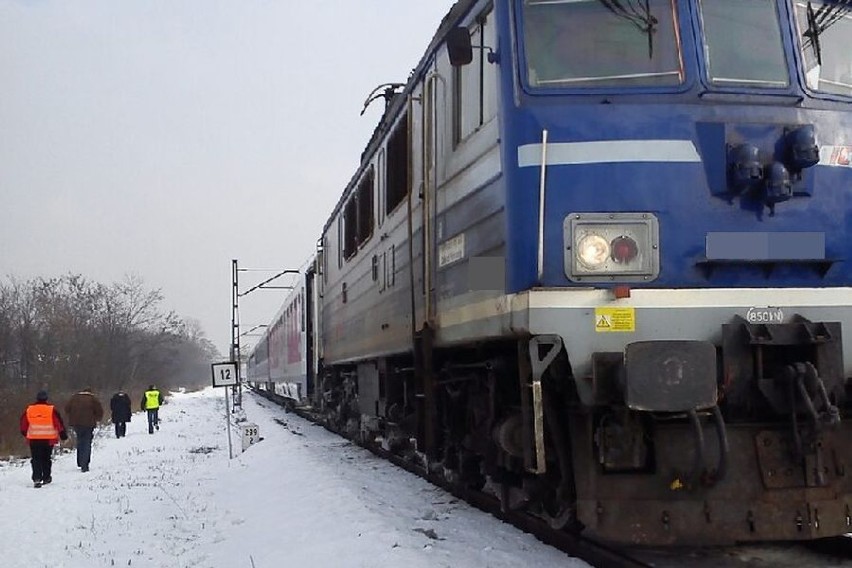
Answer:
[
  {"left": 110, "top": 390, "right": 132, "bottom": 438},
  {"left": 141, "top": 385, "right": 164, "bottom": 434},
  {"left": 20, "top": 390, "right": 68, "bottom": 487},
  {"left": 65, "top": 387, "right": 104, "bottom": 472}
]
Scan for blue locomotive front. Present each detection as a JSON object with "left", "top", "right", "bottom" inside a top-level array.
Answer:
[
  {"left": 310, "top": 0, "right": 852, "bottom": 547},
  {"left": 486, "top": 0, "right": 852, "bottom": 545}
]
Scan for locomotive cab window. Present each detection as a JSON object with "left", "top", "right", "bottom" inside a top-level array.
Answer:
[
  {"left": 699, "top": 0, "right": 789, "bottom": 87},
  {"left": 794, "top": 1, "right": 852, "bottom": 97},
  {"left": 453, "top": 8, "right": 497, "bottom": 144},
  {"left": 521, "top": 0, "right": 684, "bottom": 89}
]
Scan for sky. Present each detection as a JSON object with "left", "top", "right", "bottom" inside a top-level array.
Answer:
[
  {"left": 0, "top": 388, "right": 589, "bottom": 568},
  {"left": 0, "top": 0, "right": 457, "bottom": 356}
]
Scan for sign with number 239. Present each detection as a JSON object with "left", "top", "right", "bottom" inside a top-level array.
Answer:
[{"left": 211, "top": 362, "right": 238, "bottom": 387}]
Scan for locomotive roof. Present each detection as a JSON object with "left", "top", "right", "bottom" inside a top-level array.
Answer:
[{"left": 322, "top": 0, "right": 477, "bottom": 234}]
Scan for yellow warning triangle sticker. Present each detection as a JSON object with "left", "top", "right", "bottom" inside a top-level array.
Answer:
[{"left": 596, "top": 315, "right": 611, "bottom": 328}]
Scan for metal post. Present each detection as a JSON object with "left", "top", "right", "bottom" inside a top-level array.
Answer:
[
  {"left": 231, "top": 259, "right": 242, "bottom": 409},
  {"left": 225, "top": 382, "right": 234, "bottom": 459}
]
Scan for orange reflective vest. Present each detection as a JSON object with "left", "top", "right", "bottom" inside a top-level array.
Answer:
[{"left": 26, "top": 404, "right": 59, "bottom": 441}]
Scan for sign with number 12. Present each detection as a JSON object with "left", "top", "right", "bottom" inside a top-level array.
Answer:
[{"left": 211, "top": 362, "right": 238, "bottom": 387}]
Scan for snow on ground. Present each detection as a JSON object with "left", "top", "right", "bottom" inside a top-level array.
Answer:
[{"left": 0, "top": 388, "right": 589, "bottom": 568}]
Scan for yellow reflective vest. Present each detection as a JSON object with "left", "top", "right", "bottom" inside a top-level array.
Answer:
[{"left": 144, "top": 390, "right": 161, "bottom": 410}]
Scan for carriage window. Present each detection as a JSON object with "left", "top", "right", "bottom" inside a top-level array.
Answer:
[
  {"left": 795, "top": 1, "right": 852, "bottom": 97},
  {"left": 700, "top": 0, "right": 789, "bottom": 87},
  {"left": 521, "top": 0, "right": 683, "bottom": 88}
]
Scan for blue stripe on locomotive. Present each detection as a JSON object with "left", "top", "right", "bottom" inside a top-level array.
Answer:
[{"left": 493, "top": 1, "right": 852, "bottom": 293}]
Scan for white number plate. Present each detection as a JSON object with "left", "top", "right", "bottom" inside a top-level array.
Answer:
[{"left": 746, "top": 307, "right": 784, "bottom": 324}]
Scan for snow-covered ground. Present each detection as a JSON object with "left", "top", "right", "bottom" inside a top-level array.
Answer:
[{"left": 0, "top": 388, "right": 588, "bottom": 568}]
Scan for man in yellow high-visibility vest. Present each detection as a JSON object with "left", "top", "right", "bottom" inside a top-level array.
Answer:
[{"left": 140, "top": 385, "right": 164, "bottom": 434}]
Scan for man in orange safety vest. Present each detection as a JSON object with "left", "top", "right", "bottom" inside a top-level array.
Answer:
[{"left": 20, "top": 390, "right": 68, "bottom": 488}]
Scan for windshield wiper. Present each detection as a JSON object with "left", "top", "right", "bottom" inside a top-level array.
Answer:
[
  {"left": 804, "top": 0, "right": 852, "bottom": 65},
  {"left": 598, "top": 0, "right": 658, "bottom": 59},
  {"left": 805, "top": 2, "right": 823, "bottom": 65}
]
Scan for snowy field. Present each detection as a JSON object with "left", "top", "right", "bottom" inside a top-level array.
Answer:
[{"left": 0, "top": 388, "right": 587, "bottom": 568}]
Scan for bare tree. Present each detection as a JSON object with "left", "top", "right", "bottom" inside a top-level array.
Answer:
[{"left": 0, "top": 273, "right": 220, "bottom": 456}]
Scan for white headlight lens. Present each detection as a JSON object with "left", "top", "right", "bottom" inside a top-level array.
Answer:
[{"left": 577, "top": 234, "right": 610, "bottom": 268}]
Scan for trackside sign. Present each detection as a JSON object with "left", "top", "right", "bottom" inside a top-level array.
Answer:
[{"left": 211, "top": 361, "right": 238, "bottom": 387}]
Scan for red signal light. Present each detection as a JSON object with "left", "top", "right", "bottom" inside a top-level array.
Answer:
[{"left": 611, "top": 236, "right": 638, "bottom": 263}]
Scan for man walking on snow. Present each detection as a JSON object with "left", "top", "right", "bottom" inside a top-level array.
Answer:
[
  {"left": 110, "top": 390, "right": 132, "bottom": 438},
  {"left": 65, "top": 387, "right": 104, "bottom": 472},
  {"left": 141, "top": 385, "right": 164, "bottom": 434},
  {"left": 20, "top": 390, "right": 68, "bottom": 487}
]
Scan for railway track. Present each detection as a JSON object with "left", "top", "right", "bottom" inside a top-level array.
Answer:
[{"left": 277, "top": 397, "right": 851, "bottom": 568}]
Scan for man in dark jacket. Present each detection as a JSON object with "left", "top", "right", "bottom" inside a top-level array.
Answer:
[
  {"left": 20, "top": 390, "right": 68, "bottom": 487},
  {"left": 65, "top": 387, "right": 104, "bottom": 472},
  {"left": 141, "top": 385, "right": 164, "bottom": 434},
  {"left": 109, "top": 390, "right": 132, "bottom": 438}
]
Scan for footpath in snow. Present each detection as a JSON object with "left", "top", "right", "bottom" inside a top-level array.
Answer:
[{"left": 0, "top": 388, "right": 587, "bottom": 568}]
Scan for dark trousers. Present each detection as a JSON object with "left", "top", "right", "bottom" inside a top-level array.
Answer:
[
  {"left": 73, "top": 426, "right": 94, "bottom": 469},
  {"left": 114, "top": 422, "right": 127, "bottom": 438},
  {"left": 146, "top": 409, "right": 159, "bottom": 433},
  {"left": 29, "top": 440, "right": 53, "bottom": 482}
]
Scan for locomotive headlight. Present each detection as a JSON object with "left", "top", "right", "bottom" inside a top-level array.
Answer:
[
  {"left": 577, "top": 234, "right": 610, "bottom": 269},
  {"left": 564, "top": 213, "right": 660, "bottom": 283}
]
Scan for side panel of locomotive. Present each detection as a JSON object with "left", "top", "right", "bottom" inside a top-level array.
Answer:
[
  {"left": 315, "top": 0, "right": 508, "bottom": 437},
  {"left": 319, "top": 112, "right": 417, "bottom": 365}
]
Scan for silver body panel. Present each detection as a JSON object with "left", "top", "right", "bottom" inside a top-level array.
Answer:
[{"left": 434, "top": 287, "right": 852, "bottom": 379}]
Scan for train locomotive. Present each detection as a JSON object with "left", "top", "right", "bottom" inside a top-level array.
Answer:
[{"left": 247, "top": 0, "right": 852, "bottom": 546}]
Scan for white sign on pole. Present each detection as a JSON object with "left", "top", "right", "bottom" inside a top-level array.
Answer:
[{"left": 211, "top": 361, "right": 238, "bottom": 387}]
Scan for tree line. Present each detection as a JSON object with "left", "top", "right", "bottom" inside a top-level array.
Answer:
[{"left": 0, "top": 273, "right": 219, "bottom": 456}]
